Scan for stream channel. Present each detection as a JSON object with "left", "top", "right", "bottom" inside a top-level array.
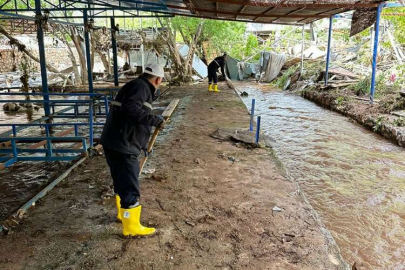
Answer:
[{"left": 240, "top": 84, "right": 405, "bottom": 269}]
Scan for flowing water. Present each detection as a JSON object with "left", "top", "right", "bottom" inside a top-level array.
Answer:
[{"left": 239, "top": 84, "right": 405, "bottom": 269}]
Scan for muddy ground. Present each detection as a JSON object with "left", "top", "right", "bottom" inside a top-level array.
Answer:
[{"left": 0, "top": 82, "right": 347, "bottom": 269}]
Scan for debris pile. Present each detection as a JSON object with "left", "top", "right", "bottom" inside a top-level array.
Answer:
[{"left": 2, "top": 102, "right": 41, "bottom": 112}]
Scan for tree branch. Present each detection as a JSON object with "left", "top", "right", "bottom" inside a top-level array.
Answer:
[{"left": 0, "top": 25, "right": 74, "bottom": 86}]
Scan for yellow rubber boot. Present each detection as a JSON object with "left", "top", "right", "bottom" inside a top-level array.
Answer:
[
  {"left": 115, "top": 195, "right": 122, "bottom": 222},
  {"left": 120, "top": 205, "right": 156, "bottom": 237},
  {"left": 214, "top": 84, "right": 220, "bottom": 93},
  {"left": 208, "top": 83, "right": 213, "bottom": 92}
]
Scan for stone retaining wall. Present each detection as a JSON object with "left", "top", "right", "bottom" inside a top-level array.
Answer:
[{"left": 301, "top": 89, "right": 405, "bottom": 147}]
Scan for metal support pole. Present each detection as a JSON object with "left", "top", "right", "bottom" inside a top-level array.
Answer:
[
  {"left": 300, "top": 25, "right": 305, "bottom": 75},
  {"left": 250, "top": 99, "right": 255, "bottom": 131},
  {"left": 370, "top": 4, "right": 382, "bottom": 104},
  {"left": 12, "top": 125, "right": 16, "bottom": 137},
  {"left": 89, "top": 102, "right": 94, "bottom": 147},
  {"left": 140, "top": 17, "right": 144, "bottom": 72},
  {"left": 83, "top": 11, "right": 94, "bottom": 93},
  {"left": 11, "top": 140, "right": 17, "bottom": 158},
  {"left": 141, "top": 44, "right": 145, "bottom": 72},
  {"left": 255, "top": 116, "right": 261, "bottom": 144},
  {"left": 111, "top": 17, "right": 119, "bottom": 87},
  {"left": 35, "top": 0, "right": 50, "bottom": 116},
  {"left": 104, "top": 95, "right": 109, "bottom": 115},
  {"left": 44, "top": 125, "right": 52, "bottom": 157},
  {"left": 325, "top": 16, "right": 333, "bottom": 86}
]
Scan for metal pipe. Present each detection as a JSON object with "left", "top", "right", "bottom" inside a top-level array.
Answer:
[
  {"left": 250, "top": 99, "right": 255, "bottom": 131},
  {"left": 255, "top": 116, "right": 261, "bottom": 144},
  {"left": 111, "top": 17, "right": 119, "bottom": 87},
  {"left": 325, "top": 16, "right": 333, "bottom": 86},
  {"left": 45, "top": 125, "right": 52, "bottom": 157},
  {"left": 300, "top": 25, "right": 305, "bottom": 75},
  {"left": 34, "top": 0, "right": 51, "bottom": 116},
  {"left": 12, "top": 125, "right": 16, "bottom": 137},
  {"left": 89, "top": 102, "right": 94, "bottom": 147},
  {"left": 0, "top": 92, "right": 106, "bottom": 96},
  {"left": 140, "top": 17, "right": 145, "bottom": 72},
  {"left": 0, "top": 123, "right": 104, "bottom": 127},
  {"left": 370, "top": 4, "right": 382, "bottom": 104},
  {"left": 104, "top": 95, "right": 109, "bottom": 115},
  {"left": 83, "top": 11, "right": 94, "bottom": 93},
  {"left": 0, "top": 106, "right": 74, "bottom": 137},
  {"left": 11, "top": 140, "right": 17, "bottom": 158}
]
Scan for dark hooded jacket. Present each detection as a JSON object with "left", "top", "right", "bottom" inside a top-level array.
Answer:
[
  {"left": 208, "top": 56, "right": 226, "bottom": 76},
  {"left": 100, "top": 75, "right": 163, "bottom": 155}
]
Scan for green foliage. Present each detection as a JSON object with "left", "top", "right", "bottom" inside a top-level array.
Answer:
[
  {"left": 335, "top": 96, "right": 345, "bottom": 106},
  {"left": 373, "top": 116, "right": 387, "bottom": 132},
  {"left": 393, "top": 117, "right": 405, "bottom": 127},
  {"left": 244, "top": 34, "right": 259, "bottom": 60},
  {"left": 160, "top": 17, "right": 248, "bottom": 60},
  {"left": 201, "top": 19, "right": 246, "bottom": 59},
  {"left": 353, "top": 76, "right": 371, "bottom": 96},
  {"left": 383, "top": 7, "right": 405, "bottom": 44},
  {"left": 352, "top": 74, "right": 386, "bottom": 97},
  {"left": 378, "top": 94, "right": 405, "bottom": 113},
  {"left": 272, "top": 64, "right": 299, "bottom": 89}
]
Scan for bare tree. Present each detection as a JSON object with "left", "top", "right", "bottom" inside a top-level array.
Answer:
[{"left": 157, "top": 18, "right": 205, "bottom": 83}]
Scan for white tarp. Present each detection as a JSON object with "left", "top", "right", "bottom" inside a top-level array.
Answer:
[
  {"left": 259, "top": 52, "right": 286, "bottom": 82},
  {"left": 129, "top": 50, "right": 169, "bottom": 68},
  {"left": 178, "top": 45, "right": 208, "bottom": 78}
]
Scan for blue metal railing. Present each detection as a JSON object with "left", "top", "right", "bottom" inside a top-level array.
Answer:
[
  {"left": 0, "top": 137, "right": 88, "bottom": 168},
  {"left": 0, "top": 91, "right": 113, "bottom": 167}
]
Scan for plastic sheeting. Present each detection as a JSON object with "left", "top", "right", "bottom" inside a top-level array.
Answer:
[
  {"left": 129, "top": 50, "right": 169, "bottom": 68},
  {"left": 226, "top": 55, "right": 258, "bottom": 81},
  {"left": 259, "top": 52, "right": 286, "bottom": 83},
  {"left": 178, "top": 45, "right": 208, "bottom": 78},
  {"left": 226, "top": 56, "right": 240, "bottom": 80}
]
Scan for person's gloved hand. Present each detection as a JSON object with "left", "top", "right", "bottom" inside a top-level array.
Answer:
[
  {"left": 157, "top": 116, "right": 166, "bottom": 129},
  {"left": 143, "top": 147, "right": 153, "bottom": 157}
]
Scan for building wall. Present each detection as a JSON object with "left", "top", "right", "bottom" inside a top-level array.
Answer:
[{"left": 0, "top": 47, "right": 78, "bottom": 73}]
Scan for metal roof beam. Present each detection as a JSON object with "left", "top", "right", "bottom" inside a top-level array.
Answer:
[
  {"left": 166, "top": 4, "right": 333, "bottom": 18},
  {"left": 236, "top": 5, "right": 247, "bottom": 19},
  {"left": 270, "top": 7, "right": 305, "bottom": 23},
  {"left": 296, "top": 7, "right": 343, "bottom": 23},
  {"left": 204, "top": 0, "right": 381, "bottom": 8},
  {"left": 253, "top": 6, "right": 275, "bottom": 22},
  {"left": 182, "top": 0, "right": 199, "bottom": 15},
  {"left": 50, "top": 14, "right": 174, "bottom": 18},
  {"left": 168, "top": 10, "right": 304, "bottom": 25},
  {"left": 0, "top": 0, "right": 170, "bottom": 13}
]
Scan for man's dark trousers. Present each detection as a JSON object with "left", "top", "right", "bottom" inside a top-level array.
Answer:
[
  {"left": 104, "top": 147, "right": 140, "bottom": 208},
  {"left": 208, "top": 65, "right": 218, "bottom": 84}
]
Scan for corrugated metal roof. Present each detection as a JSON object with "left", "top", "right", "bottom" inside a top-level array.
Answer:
[{"left": 160, "top": 0, "right": 385, "bottom": 25}]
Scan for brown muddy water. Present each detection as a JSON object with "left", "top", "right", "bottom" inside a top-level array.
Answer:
[
  {"left": 240, "top": 84, "right": 405, "bottom": 269},
  {"left": 0, "top": 93, "right": 93, "bottom": 221}
]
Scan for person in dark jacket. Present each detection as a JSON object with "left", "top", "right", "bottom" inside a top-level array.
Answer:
[
  {"left": 208, "top": 53, "right": 228, "bottom": 93},
  {"left": 100, "top": 63, "right": 165, "bottom": 237}
]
